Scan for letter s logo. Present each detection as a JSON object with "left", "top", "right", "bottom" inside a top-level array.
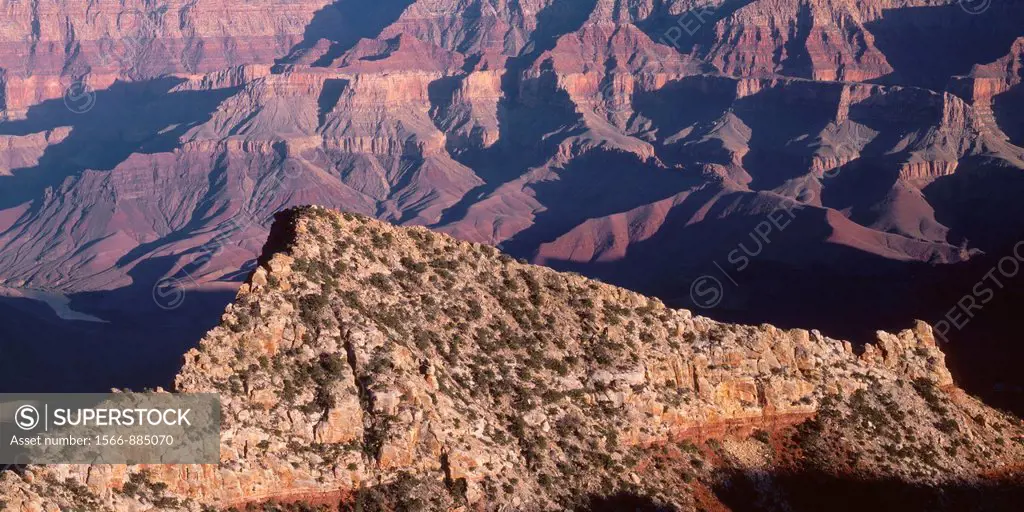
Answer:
[
  {"left": 15, "top": 405, "right": 40, "bottom": 430},
  {"left": 690, "top": 276, "right": 724, "bottom": 309}
]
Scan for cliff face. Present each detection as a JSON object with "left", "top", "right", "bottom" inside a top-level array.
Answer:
[
  {"left": 1, "top": 0, "right": 1024, "bottom": 440},
  {"left": 2, "top": 207, "right": 1020, "bottom": 511},
  {"left": 0, "top": 0, "right": 332, "bottom": 116},
  {"left": 1, "top": 0, "right": 1023, "bottom": 298}
]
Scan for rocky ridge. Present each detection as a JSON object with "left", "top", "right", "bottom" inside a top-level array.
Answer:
[{"left": 1, "top": 206, "right": 1021, "bottom": 511}]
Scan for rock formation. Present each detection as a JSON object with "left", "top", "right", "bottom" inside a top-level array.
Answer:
[
  {"left": 1, "top": 0, "right": 1023, "bottom": 294},
  {"left": 1, "top": 206, "right": 1020, "bottom": 511},
  {"left": 2, "top": 0, "right": 1024, "bottom": 433}
]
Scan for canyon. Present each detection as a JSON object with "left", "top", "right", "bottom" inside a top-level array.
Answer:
[
  {"left": 3, "top": 0, "right": 1024, "bottom": 508},
  {"left": 0, "top": 0, "right": 1023, "bottom": 421},
  {"left": 1, "top": 206, "right": 1021, "bottom": 510}
]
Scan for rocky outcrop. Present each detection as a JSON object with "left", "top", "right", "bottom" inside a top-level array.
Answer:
[
  {"left": 0, "top": 0, "right": 331, "bottom": 116},
  {"left": 1, "top": 207, "right": 1020, "bottom": 511},
  {"left": 1, "top": 0, "right": 1024, "bottom": 455}
]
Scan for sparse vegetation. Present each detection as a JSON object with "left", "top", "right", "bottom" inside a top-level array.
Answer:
[{"left": 20, "top": 207, "right": 1021, "bottom": 511}]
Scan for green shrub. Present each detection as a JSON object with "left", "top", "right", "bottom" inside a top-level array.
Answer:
[
  {"left": 467, "top": 300, "right": 484, "bottom": 320},
  {"left": 401, "top": 257, "right": 428, "bottom": 273},
  {"left": 934, "top": 418, "right": 958, "bottom": 434},
  {"left": 367, "top": 273, "right": 393, "bottom": 292},
  {"left": 752, "top": 429, "right": 771, "bottom": 444}
]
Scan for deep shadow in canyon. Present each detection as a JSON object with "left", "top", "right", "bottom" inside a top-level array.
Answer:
[
  {"left": 865, "top": 2, "right": 1024, "bottom": 90},
  {"left": 694, "top": 255, "right": 1024, "bottom": 418},
  {"left": 276, "top": 0, "right": 416, "bottom": 68},
  {"left": 580, "top": 470, "right": 1024, "bottom": 511},
  {"left": 715, "top": 467, "right": 1024, "bottom": 512},
  {"left": 0, "top": 282, "right": 235, "bottom": 394},
  {"left": 542, "top": 210, "right": 1024, "bottom": 418},
  {"left": 213, "top": 470, "right": 1024, "bottom": 511},
  {"left": 0, "top": 78, "right": 237, "bottom": 212}
]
